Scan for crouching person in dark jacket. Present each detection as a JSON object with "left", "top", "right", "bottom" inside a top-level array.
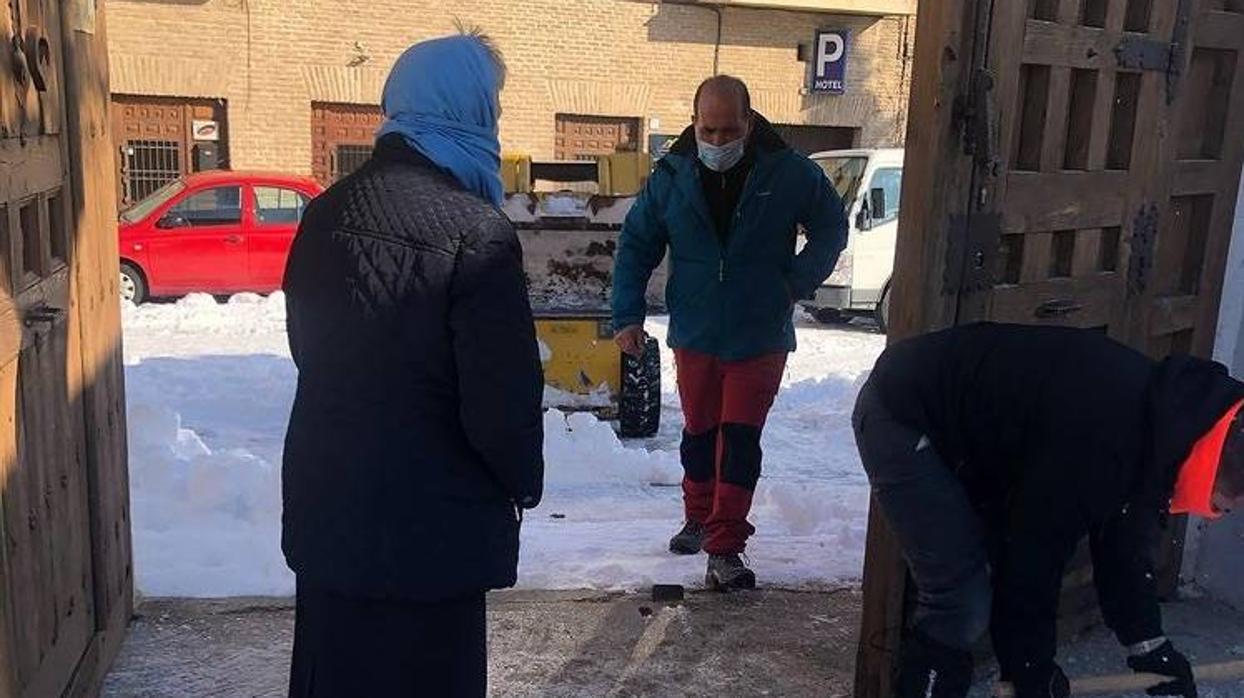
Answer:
[
  {"left": 853, "top": 323, "right": 1244, "bottom": 698},
  {"left": 281, "top": 31, "right": 543, "bottom": 698}
]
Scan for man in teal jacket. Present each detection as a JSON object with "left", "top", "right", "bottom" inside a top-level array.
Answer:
[{"left": 613, "top": 75, "right": 848, "bottom": 590}]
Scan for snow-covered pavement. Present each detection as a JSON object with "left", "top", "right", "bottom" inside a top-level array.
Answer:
[{"left": 122, "top": 294, "right": 884, "bottom": 597}]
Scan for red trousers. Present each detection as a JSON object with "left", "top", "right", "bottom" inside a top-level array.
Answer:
[{"left": 675, "top": 348, "right": 787, "bottom": 554}]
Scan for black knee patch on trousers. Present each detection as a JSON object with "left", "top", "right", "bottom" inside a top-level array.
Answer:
[
  {"left": 680, "top": 427, "right": 718, "bottom": 483},
  {"left": 720, "top": 423, "right": 762, "bottom": 490}
]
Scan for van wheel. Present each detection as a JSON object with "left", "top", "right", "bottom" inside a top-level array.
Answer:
[
  {"left": 875, "top": 280, "right": 892, "bottom": 335},
  {"left": 619, "top": 338, "right": 661, "bottom": 438},
  {"left": 120, "top": 262, "right": 148, "bottom": 305},
  {"left": 813, "top": 307, "right": 849, "bottom": 325}
]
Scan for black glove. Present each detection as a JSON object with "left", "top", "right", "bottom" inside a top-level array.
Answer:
[
  {"left": 1127, "top": 640, "right": 1197, "bottom": 697},
  {"left": 1011, "top": 663, "right": 1070, "bottom": 698}
]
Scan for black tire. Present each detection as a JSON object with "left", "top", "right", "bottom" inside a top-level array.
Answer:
[
  {"left": 875, "top": 279, "right": 892, "bottom": 335},
  {"left": 120, "top": 262, "right": 148, "bottom": 305},
  {"left": 619, "top": 337, "right": 661, "bottom": 438},
  {"left": 812, "top": 307, "right": 848, "bottom": 325}
]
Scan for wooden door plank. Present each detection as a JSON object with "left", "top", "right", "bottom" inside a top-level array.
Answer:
[
  {"left": 59, "top": 5, "right": 134, "bottom": 695},
  {"left": 17, "top": 323, "right": 93, "bottom": 698},
  {"left": 1042, "top": 67, "right": 1074, "bottom": 171},
  {"left": 1105, "top": 0, "right": 1128, "bottom": 31},
  {"left": 1087, "top": 66, "right": 1118, "bottom": 170},
  {"left": 1023, "top": 22, "right": 1119, "bottom": 70},
  {"left": 0, "top": 360, "right": 19, "bottom": 697},
  {"left": 1149, "top": 294, "right": 1199, "bottom": 336},
  {"left": 990, "top": 276, "right": 1121, "bottom": 327},
  {"left": 1191, "top": 11, "right": 1244, "bottom": 50},
  {"left": 1003, "top": 170, "right": 1129, "bottom": 231},
  {"left": 1054, "top": 0, "right": 1080, "bottom": 24},
  {"left": 1173, "top": 160, "right": 1229, "bottom": 195},
  {"left": 1073, "top": 228, "right": 1106, "bottom": 276},
  {"left": 855, "top": 0, "right": 978, "bottom": 693},
  {"left": 1020, "top": 231, "right": 1055, "bottom": 283}
]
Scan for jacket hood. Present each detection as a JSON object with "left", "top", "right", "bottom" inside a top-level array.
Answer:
[
  {"left": 1142, "top": 355, "right": 1244, "bottom": 509},
  {"left": 667, "top": 111, "right": 788, "bottom": 159}
]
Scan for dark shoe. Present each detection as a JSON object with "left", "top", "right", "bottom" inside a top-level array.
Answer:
[
  {"left": 669, "top": 521, "right": 705, "bottom": 555},
  {"left": 705, "top": 553, "right": 756, "bottom": 591},
  {"left": 895, "top": 629, "right": 973, "bottom": 698},
  {"left": 1010, "top": 664, "right": 1070, "bottom": 698}
]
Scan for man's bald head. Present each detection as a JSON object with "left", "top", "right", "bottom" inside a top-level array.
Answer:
[{"left": 693, "top": 75, "right": 752, "bottom": 147}]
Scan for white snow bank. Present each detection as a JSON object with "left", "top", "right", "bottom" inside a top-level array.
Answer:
[{"left": 123, "top": 294, "right": 885, "bottom": 597}]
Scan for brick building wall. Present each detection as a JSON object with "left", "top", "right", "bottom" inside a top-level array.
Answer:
[{"left": 106, "top": 0, "right": 913, "bottom": 175}]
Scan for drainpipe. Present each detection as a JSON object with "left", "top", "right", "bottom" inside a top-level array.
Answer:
[{"left": 657, "top": 0, "right": 724, "bottom": 75}]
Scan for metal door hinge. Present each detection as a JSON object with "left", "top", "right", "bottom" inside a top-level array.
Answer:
[
  {"left": 1114, "top": 0, "right": 1192, "bottom": 104},
  {"left": 954, "top": 68, "right": 1000, "bottom": 173},
  {"left": 944, "top": 212, "right": 1001, "bottom": 296},
  {"left": 23, "top": 305, "right": 64, "bottom": 327},
  {"left": 1127, "top": 204, "right": 1159, "bottom": 298}
]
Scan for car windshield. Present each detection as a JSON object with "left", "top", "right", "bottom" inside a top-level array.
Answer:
[
  {"left": 120, "top": 180, "right": 187, "bottom": 223},
  {"left": 815, "top": 156, "right": 868, "bottom": 206}
]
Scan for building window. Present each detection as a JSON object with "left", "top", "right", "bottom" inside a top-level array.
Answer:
[
  {"left": 555, "top": 114, "right": 641, "bottom": 161},
  {"left": 254, "top": 187, "right": 310, "bottom": 225},
  {"left": 311, "top": 102, "right": 384, "bottom": 185},
  {"left": 332, "top": 145, "right": 373, "bottom": 182},
  {"left": 168, "top": 186, "right": 242, "bottom": 227},
  {"left": 123, "top": 139, "right": 182, "bottom": 204}
]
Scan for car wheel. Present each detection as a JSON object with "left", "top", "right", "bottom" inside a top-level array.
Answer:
[
  {"left": 120, "top": 262, "right": 148, "bottom": 304},
  {"left": 875, "top": 279, "right": 892, "bottom": 335}
]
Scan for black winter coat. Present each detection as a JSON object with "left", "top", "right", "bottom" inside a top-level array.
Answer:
[
  {"left": 870, "top": 323, "right": 1244, "bottom": 676},
  {"left": 281, "top": 135, "right": 544, "bottom": 601}
]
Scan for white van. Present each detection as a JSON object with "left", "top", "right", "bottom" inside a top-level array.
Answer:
[{"left": 800, "top": 148, "right": 904, "bottom": 332}]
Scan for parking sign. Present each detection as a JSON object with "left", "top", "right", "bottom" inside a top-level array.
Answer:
[{"left": 811, "top": 30, "right": 847, "bottom": 95}]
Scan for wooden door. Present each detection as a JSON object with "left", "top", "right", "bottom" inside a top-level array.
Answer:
[
  {"left": 110, "top": 95, "right": 228, "bottom": 208},
  {"left": 856, "top": 0, "right": 1244, "bottom": 694},
  {"left": 0, "top": 0, "right": 131, "bottom": 696}
]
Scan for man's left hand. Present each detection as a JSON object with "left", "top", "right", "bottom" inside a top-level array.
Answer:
[{"left": 1127, "top": 640, "right": 1197, "bottom": 697}]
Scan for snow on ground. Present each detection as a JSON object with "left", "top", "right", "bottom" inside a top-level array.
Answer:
[{"left": 123, "top": 294, "right": 885, "bottom": 597}]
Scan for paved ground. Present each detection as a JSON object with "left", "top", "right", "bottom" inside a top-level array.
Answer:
[
  {"left": 103, "top": 588, "right": 863, "bottom": 697},
  {"left": 103, "top": 589, "right": 1244, "bottom": 697}
]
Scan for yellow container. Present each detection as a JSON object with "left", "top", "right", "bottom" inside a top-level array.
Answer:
[
  {"left": 596, "top": 151, "right": 651, "bottom": 196},
  {"left": 535, "top": 315, "right": 621, "bottom": 409}
]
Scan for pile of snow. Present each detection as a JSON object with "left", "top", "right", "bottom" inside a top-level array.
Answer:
[{"left": 123, "top": 294, "right": 884, "bottom": 597}]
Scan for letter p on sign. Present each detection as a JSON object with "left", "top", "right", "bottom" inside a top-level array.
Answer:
[{"left": 811, "top": 30, "right": 847, "bottom": 94}]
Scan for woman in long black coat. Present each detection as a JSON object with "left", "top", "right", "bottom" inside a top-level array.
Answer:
[{"left": 281, "top": 31, "right": 543, "bottom": 697}]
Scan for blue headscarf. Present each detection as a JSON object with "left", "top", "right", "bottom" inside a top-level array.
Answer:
[{"left": 376, "top": 35, "right": 504, "bottom": 206}]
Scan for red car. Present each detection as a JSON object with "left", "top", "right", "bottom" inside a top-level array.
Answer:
[{"left": 118, "top": 171, "right": 324, "bottom": 304}]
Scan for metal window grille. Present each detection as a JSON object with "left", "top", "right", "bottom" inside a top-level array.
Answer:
[
  {"left": 123, "top": 140, "right": 182, "bottom": 205},
  {"left": 331, "top": 145, "right": 373, "bottom": 182}
]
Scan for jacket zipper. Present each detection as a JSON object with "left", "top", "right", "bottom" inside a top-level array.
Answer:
[{"left": 720, "top": 169, "right": 756, "bottom": 284}]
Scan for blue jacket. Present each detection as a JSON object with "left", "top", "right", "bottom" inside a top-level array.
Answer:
[{"left": 612, "top": 117, "right": 848, "bottom": 361}]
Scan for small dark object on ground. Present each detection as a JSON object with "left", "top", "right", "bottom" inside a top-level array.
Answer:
[
  {"left": 549, "top": 513, "right": 566, "bottom": 519},
  {"left": 652, "top": 584, "right": 685, "bottom": 603},
  {"left": 638, "top": 606, "right": 654, "bottom": 618}
]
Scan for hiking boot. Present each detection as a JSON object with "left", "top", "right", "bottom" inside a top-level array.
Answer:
[
  {"left": 669, "top": 520, "right": 705, "bottom": 555},
  {"left": 705, "top": 553, "right": 756, "bottom": 591}
]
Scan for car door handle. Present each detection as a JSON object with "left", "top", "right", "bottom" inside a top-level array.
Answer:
[{"left": 224, "top": 235, "right": 244, "bottom": 244}]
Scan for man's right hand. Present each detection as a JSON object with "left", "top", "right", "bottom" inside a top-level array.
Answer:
[{"left": 615, "top": 325, "right": 647, "bottom": 358}]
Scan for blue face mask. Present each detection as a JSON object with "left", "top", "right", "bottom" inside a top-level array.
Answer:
[{"left": 697, "top": 136, "right": 746, "bottom": 173}]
